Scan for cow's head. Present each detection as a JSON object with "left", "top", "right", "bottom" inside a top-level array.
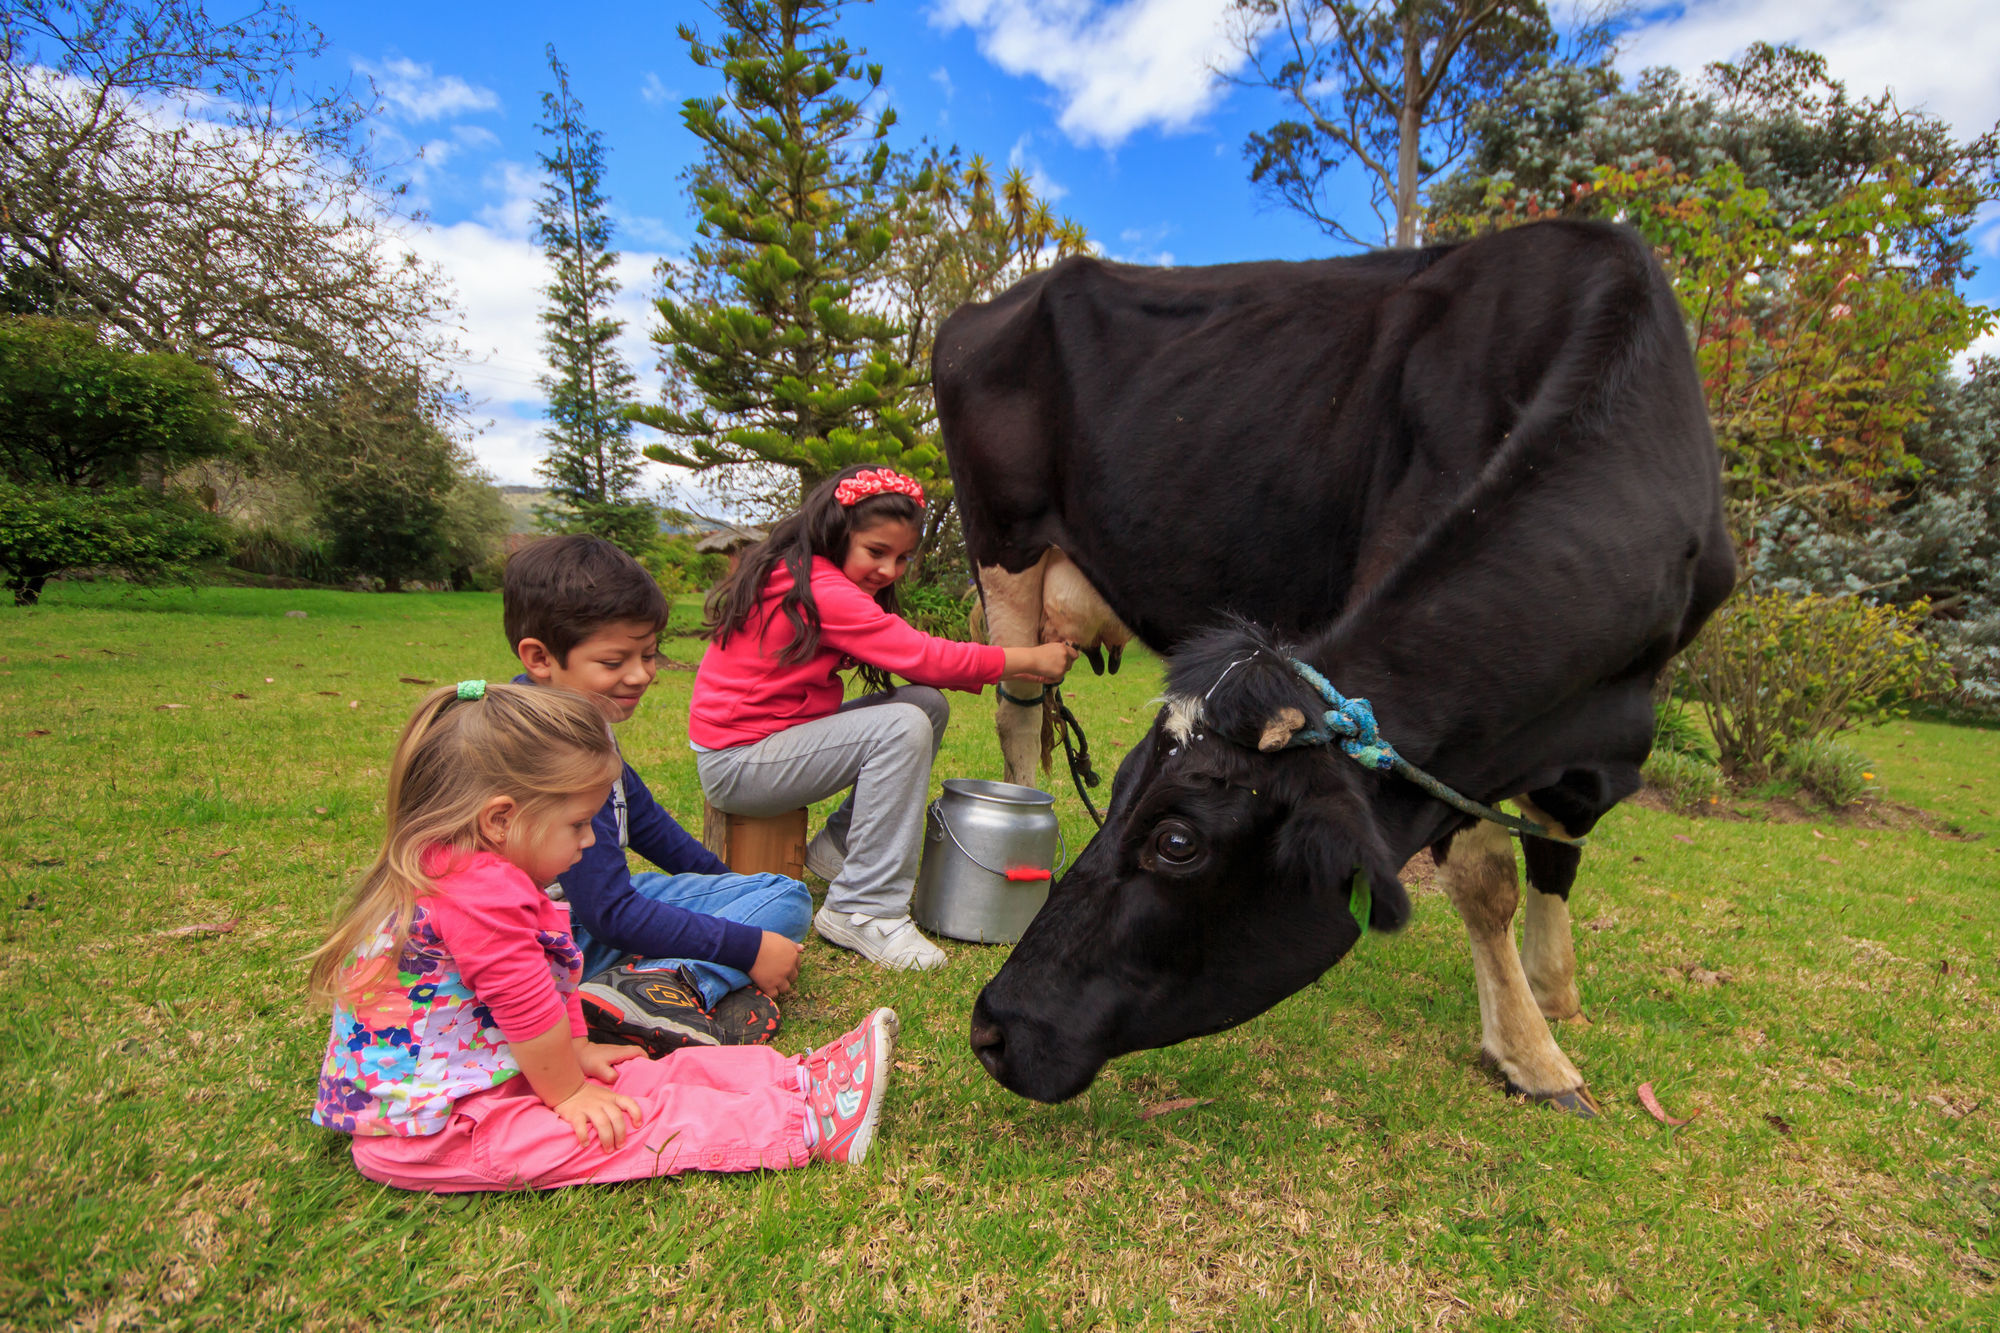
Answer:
[{"left": 970, "top": 619, "right": 1412, "bottom": 1103}]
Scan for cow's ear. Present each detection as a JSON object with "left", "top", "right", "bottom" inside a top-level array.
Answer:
[
  {"left": 1276, "top": 796, "right": 1411, "bottom": 935},
  {"left": 1257, "top": 706, "right": 1306, "bottom": 752}
]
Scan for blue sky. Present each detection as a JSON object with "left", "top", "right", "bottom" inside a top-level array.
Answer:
[{"left": 287, "top": 1, "right": 2000, "bottom": 487}]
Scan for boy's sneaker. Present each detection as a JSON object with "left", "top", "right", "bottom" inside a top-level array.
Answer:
[
  {"left": 710, "top": 985, "right": 782, "bottom": 1045},
  {"left": 578, "top": 965, "right": 723, "bottom": 1055},
  {"left": 805, "top": 1008, "right": 899, "bottom": 1164},
  {"left": 804, "top": 827, "right": 846, "bottom": 882},
  {"left": 813, "top": 906, "right": 947, "bottom": 971}
]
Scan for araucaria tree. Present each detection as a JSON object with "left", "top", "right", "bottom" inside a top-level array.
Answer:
[
  {"left": 634, "top": 0, "right": 925, "bottom": 503},
  {"left": 1225, "top": 0, "right": 1571, "bottom": 247},
  {"left": 532, "top": 45, "right": 652, "bottom": 555}
]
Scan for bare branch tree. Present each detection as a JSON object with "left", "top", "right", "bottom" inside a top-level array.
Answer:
[{"left": 0, "top": 1, "right": 462, "bottom": 452}]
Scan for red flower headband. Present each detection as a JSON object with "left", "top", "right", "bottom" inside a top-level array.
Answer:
[{"left": 834, "top": 468, "right": 925, "bottom": 508}]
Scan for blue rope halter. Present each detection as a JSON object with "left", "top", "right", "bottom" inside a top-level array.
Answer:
[{"left": 1283, "top": 659, "right": 1582, "bottom": 845}]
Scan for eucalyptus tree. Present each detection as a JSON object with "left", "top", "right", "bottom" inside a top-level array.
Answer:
[{"left": 1224, "top": 0, "right": 1590, "bottom": 247}]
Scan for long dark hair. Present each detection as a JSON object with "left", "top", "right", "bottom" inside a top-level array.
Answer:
[{"left": 703, "top": 464, "right": 925, "bottom": 694}]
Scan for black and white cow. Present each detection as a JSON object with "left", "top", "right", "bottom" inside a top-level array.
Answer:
[{"left": 934, "top": 220, "right": 1736, "bottom": 1112}]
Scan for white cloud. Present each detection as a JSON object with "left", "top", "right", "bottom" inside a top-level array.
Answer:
[
  {"left": 931, "top": 66, "right": 956, "bottom": 101},
  {"left": 931, "top": 0, "right": 1244, "bottom": 145},
  {"left": 1617, "top": 1, "right": 2000, "bottom": 140},
  {"left": 641, "top": 72, "right": 673, "bottom": 107},
  {"left": 358, "top": 56, "right": 501, "bottom": 123},
  {"left": 402, "top": 166, "right": 670, "bottom": 485}
]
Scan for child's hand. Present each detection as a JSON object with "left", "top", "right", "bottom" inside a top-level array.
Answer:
[
  {"left": 575, "top": 1037, "right": 646, "bottom": 1084},
  {"left": 1004, "top": 641, "right": 1079, "bottom": 684},
  {"left": 552, "top": 1080, "right": 642, "bottom": 1150},
  {"left": 750, "top": 931, "right": 804, "bottom": 997}
]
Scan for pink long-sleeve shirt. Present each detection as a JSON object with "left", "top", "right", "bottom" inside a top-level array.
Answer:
[{"left": 689, "top": 556, "right": 1008, "bottom": 750}]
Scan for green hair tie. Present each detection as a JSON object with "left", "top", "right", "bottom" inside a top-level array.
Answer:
[{"left": 456, "top": 680, "right": 486, "bottom": 701}]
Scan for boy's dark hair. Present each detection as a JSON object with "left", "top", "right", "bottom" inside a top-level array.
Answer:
[
  {"left": 503, "top": 535, "right": 670, "bottom": 664},
  {"left": 703, "top": 464, "right": 924, "bottom": 695}
]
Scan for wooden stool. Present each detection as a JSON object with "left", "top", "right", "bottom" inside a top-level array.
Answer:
[{"left": 701, "top": 802, "right": 808, "bottom": 880}]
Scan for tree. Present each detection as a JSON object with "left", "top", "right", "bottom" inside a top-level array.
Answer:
[
  {"left": 532, "top": 45, "right": 653, "bottom": 555},
  {"left": 0, "top": 1, "right": 460, "bottom": 445},
  {"left": 1428, "top": 47, "right": 1999, "bottom": 528},
  {"left": 1753, "top": 358, "right": 2000, "bottom": 708},
  {"left": 634, "top": 0, "right": 925, "bottom": 502},
  {"left": 0, "top": 315, "right": 241, "bottom": 488},
  {"left": 1224, "top": 0, "right": 1574, "bottom": 246},
  {"left": 0, "top": 478, "right": 229, "bottom": 605},
  {"left": 878, "top": 146, "right": 1090, "bottom": 579},
  {"left": 299, "top": 373, "right": 464, "bottom": 592},
  {"left": 0, "top": 314, "right": 238, "bottom": 604}
]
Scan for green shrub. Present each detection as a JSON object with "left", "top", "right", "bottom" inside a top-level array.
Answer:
[
  {"left": 1642, "top": 748, "right": 1727, "bottom": 814},
  {"left": 230, "top": 523, "right": 342, "bottom": 584},
  {"left": 1652, "top": 699, "right": 1716, "bottom": 761},
  {"left": 1780, "top": 736, "right": 1876, "bottom": 807},
  {"left": 1680, "top": 590, "right": 1952, "bottom": 778},
  {"left": 0, "top": 480, "right": 230, "bottom": 605},
  {"left": 898, "top": 580, "right": 976, "bottom": 641}
]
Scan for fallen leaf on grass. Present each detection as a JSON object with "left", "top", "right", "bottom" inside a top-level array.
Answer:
[
  {"left": 264, "top": 677, "right": 274, "bottom": 683},
  {"left": 398, "top": 676, "right": 435, "bottom": 685},
  {"left": 348, "top": 700, "right": 360, "bottom": 709},
  {"left": 1926, "top": 1094, "right": 1980, "bottom": 1119},
  {"left": 211, "top": 847, "right": 240, "bottom": 860},
  {"left": 1672, "top": 834, "right": 1695, "bottom": 845},
  {"left": 1139, "top": 1097, "right": 1212, "bottom": 1120},
  {"left": 231, "top": 693, "right": 250, "bottom": 700},
  {"left": 1637, "top": 1082, "right": 1702, "bottom": 1127},
  {"left": 156, "top": 920, "right": 236, "bottom": 939},
  {"left": 23, "top": 729, "right": 49, "bottom": 737},
  {"left": 1764, "top": 1112, "right": 1793, "bottom": 1136},
  {"left": 315, "top": 690, "right": 340, "bottom": 696},
  {"left": 156, "top": 703, "right": 189, "bottom": 710}
]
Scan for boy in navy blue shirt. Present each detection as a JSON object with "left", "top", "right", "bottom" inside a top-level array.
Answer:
[{"left": 505, "top": 535, "right": 811, "bottom": 1052}]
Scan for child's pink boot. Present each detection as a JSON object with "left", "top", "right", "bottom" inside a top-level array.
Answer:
[{"left": 804, "top": 1008, "right": 898, "bottom": 1164}]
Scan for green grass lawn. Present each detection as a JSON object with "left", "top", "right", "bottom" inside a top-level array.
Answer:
[{"left": 2, "top": 583, "right": 1996, "bottom": 1330}]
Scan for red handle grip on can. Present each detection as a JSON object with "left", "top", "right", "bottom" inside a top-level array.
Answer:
[{"left": 1004, "top": 866, "right": 1053, "bottom": 882}]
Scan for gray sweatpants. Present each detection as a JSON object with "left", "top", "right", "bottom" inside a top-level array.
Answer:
[{"left": 695, "top": 686, "right": 950, "bottom": 918}]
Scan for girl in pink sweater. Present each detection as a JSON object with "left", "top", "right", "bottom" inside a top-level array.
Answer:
[
  {"left": 691, "top": 465, "right": 1076, "bottom": 970},
  {"left": 308, "top": 681, "right": 898, "bottom": 1191}
]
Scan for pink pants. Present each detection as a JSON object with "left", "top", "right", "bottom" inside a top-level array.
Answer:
[{"left": 352, "top": 1046, "right": 811, "bottom": 1192}]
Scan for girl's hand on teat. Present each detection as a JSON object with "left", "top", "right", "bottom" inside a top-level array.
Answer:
[
  {"left": 553, "top": 1080, "right": 642, "bottom": 1150},
  {"left": 575, "top": 1037, "right": 646, "bottom": 1084},
  {"left": 750, "top": 931, "right": 804, "bottom": 997},
  {"left": 1002, "top": 641, "right": 1080, "bottom": 684}
]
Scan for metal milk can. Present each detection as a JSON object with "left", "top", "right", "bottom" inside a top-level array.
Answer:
[{"left": 912, "top": 779, "right": 1066, "bottom": 944}]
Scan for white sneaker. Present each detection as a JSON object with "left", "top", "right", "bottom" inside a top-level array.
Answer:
[
  {"left": 804, "top": 828, "right": 846, "bottom": 883},
  {"left": 813, "top": 906, "right": 947, "bottom": 971}
]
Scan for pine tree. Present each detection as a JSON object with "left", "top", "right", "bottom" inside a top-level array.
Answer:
[
  {"left": 634, "top": 0, "right": 926, "bottom": 503},
  {"left": 532, "top": 45, "right": 653, "bottom": 553}
]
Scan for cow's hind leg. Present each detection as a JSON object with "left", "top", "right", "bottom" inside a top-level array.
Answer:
[
  {"left": 1517, "top": 797, "right": 1583, "bottom": 1022},
  {"left": 976, "top": 555, "right": 1050, "bottom": 789},
  {"left": 1436, "top": 820, "right": 1599, "bottom": 1117}
]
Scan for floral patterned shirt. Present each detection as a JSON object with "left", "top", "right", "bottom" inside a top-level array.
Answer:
[{"left": 312, "top": 850, "right": 586, "bottom": 1137}]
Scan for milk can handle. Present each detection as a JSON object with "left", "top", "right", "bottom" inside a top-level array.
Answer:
[{"left": 927, "top": 801, "right": 1068, "bottom": 880}]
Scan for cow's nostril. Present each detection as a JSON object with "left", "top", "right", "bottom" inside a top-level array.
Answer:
[{"left": 968, "top": 1018, "right": 1006, "bottom": 1076}]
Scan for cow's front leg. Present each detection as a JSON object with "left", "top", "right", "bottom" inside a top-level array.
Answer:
[
  {"left": 976, "top": 555, "right": 1049, "bottom": 788},
  {"left": 1436, "top": 820, "right": 1598, "bottom": 1117},
  {"left": 1516, "top": 796, "right": 1583, "bottom": 1022}
]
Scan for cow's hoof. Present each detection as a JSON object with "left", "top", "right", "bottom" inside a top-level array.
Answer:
[{"left": 1531, "top": 1086, "right": 1602, "bottom": 1119}]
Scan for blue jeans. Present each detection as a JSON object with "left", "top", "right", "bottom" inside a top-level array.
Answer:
[{"left": 574, "top": 872, "right": 812, "bottom": 1011}]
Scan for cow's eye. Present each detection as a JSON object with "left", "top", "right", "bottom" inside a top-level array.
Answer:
[{"left": 1152, "top": 822, "right": 1200, "bottom": 866}]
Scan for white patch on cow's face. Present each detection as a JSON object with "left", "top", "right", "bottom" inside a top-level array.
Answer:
[{"left": 1162, "top": 695, "right": 1203, "bottom": 744}]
